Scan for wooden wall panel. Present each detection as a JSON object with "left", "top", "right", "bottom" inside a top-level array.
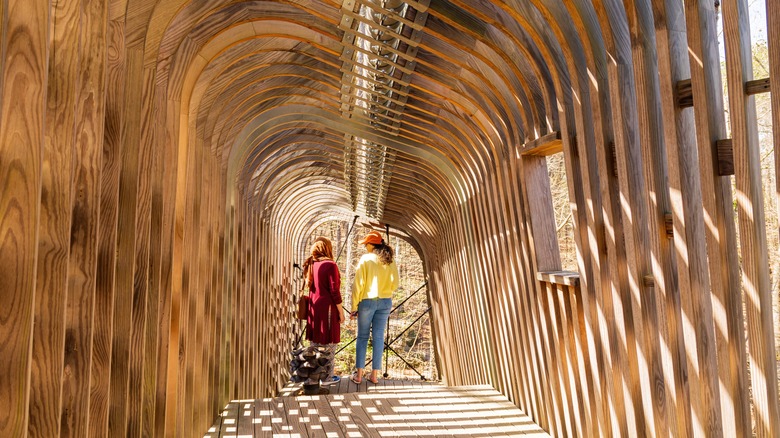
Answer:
[{"left": 0, "top": 0, "right": 47, "bottom": 436}]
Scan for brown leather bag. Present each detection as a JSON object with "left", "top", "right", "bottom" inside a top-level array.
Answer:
[{"left": 297, "top": 293, "right": 310, "bottom": 320}]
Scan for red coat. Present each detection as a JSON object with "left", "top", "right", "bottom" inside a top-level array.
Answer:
[{"left": 306, "top": 260, "right": 342, "bottom": 344}]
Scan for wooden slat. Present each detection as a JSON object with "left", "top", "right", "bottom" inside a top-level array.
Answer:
[
  {"left": 125, "top": 65, "right": 155, "bottom": 438},
  {"left": 60, "top": 0, "right": 109, "bottom": 434},
  {"left": 179, "top": 138, "right": 203, "bottom": 438},
  {"left": 769, "top": 13, "right": 780, "bottom": 436},
  {"left": 0, "top": 0, "right": 47, "bottom": 436},
  {"left": 236, "top": 400, "right": 256, "bottom": 437},
  {"left": 651, "top": 0, "right": 707, "bottom": 436},
  {"left": 142, "top": 89, "right": 167, "bottom": 438},
  {"left": 219, "top": 401, "right": 239, "bottom": 437},
  {"left": 88, "top": 16, "right": 125, "bottom": 438},
  {"left": 192, "top": 146, "right": 212, "bottom": 435},
  {"left": 520, "top": 131, "right": 563, "bottom": 156},
  {"left": 722, "top": 0, "right": 780, "bottom": 434},
  {"left": 28, "top": 0, "right": 79, "bottom": 434},
  {"left": 745, "top": 77, "right": 770, "bottom": 95},
  {"left": 685, "top": 0, "right": 748, "bottom": 434},
  {"left": 254, "top": 398, "right": 275, "bottom": 438},
  {"left": 107, "top": 48, "right": 144, "bottom": 438},
  {"left": 536, "top": 271, "right": 579, "bottom": 287},
  {"left": 160, "top": 102, "right": 186, "bottom": 434},
  {"left": 625, "top": 2, "right": 683, "bottom": 434}
]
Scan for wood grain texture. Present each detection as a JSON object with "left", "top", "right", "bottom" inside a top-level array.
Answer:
[
  {"left": 28, "top": 0, "right": 79, "bottom": 435},
  {"left": 124, "top": 65, "right": 156, "bottom": 438},
  {"left": 768, "top": 13, "right": 780, "bottom": 427},
  {"left": 60, "top": 0, "right": 109, "bottom": 435},
  {"left": 2, "top": 1, "right": 780, "bottom": 437},
  {"left": 685, "top": 0, "right": 747, "bottom": 435},
  {"left": 722, "top": 0, "right": 780, "bottom": 434},
  {"left": 0, "top": 0, "right": 47, "bottom": 436},
  {"left": 108, "top": 48, "right": 144, "bottom": 438},
  {"left": 87, "top": 16, "right": 125, "bottom": 438}
]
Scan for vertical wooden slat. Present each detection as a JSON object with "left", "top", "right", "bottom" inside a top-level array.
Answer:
[
  {"left": 684, "top": 0, "right": 747, "bottom": 435},
  {"left": 28, "top": 0, "right": 78, "bottom": 434},
  {"left": 722, "top": 0, "right": 780, "bottom": 435},
  {"left": 650, "top": 0, "right": 703, "bottom": 436},
  {"left": 199, "top": 156, "right": 216, "bottom": 431},
  {"left": 179, "top": 134, "right": 202, "bottom": 438},
  {"left": 0, "top": 0, "right": 47, "bottom": 436},
  {"left": 624, "top": 1, "right": 683, "bottom": 436},
  {"left": 593, "top": 2, "right": 657, "bottom": 434},
  {"left": 557, "top": 282, "right": 583, "bottom": 438},
  {"left": 141, "top": 91, "right": 165, "bottom": 438},
  {"left": 549, "top": 282, "right": 577, "bottom": 437},
  {"left": 209, "top": 161, "right": 225, "bottom": 421},
  {"left": 559, "top": 121, "right": 601, "bottom": 438},
  {"left": 162, "top": 97, "right": 188, "bottom": 437},
  {"left": 60, "top": 0, "right": 108, "bottom": 433},
  {"left": 125, "top": 65, "right": 155, "bottom": 438},
  {"left": 537, "top": 281, "right": 563, "bottom": 437},
  {"left": 88, "top": 12, "right": 125, "bottom": 438},
  {"left": 192, "top": 147, "right": 212, "bottom": 433},
  {"left": 768, "top": 0, "right": 780, "bottom": 417},
  {"left": 107, "top": 47, "right": 144, "bottom": 438},
  {"left": 207, "top": 163, "right": 219, "bottom": 418}
]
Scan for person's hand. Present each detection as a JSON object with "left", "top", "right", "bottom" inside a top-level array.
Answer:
[
  {"left": 337, "top": 304, "right": 345, "bottom": 324},
  {"left": 349, "top": 311, "right": 357, "bottom": 321}
]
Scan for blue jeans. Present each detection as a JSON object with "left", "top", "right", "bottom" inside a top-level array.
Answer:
[{"left": 355, "top": 298, "right": 392, "bottom": 371}]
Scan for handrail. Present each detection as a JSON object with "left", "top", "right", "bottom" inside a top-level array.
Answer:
[
  {"left": 334, "top": 280, "right": 428, "bottom": 355},
  {"left": 335, "top": 281, "right": 431, "bottom": 380}
]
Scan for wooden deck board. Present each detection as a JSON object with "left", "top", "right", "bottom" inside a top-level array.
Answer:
[
  {"left": 208, "top": 384, "right": 549, "bottom": 437},
  {"left": 253, "top": 398, "right": 274, "bottom": 438}
]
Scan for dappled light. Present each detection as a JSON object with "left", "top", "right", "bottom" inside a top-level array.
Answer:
[
  {"left": 2, "top": 0, "right": 780, "bottom": 437},
  {"left": 206, "top": 385, "right": 548, "bottom": 437}
]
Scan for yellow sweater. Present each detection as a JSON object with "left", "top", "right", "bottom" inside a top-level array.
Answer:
[{"left": 352, "top": 253, "right": 399, "bottom": 310}]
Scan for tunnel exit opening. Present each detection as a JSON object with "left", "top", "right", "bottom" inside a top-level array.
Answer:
[{"left": 295, "top": 220, "right": 439, "bottom": 382}]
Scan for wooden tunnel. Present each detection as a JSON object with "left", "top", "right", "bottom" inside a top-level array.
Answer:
[{"left": 1, "top": 0, "right": 779, "bottom": 437}]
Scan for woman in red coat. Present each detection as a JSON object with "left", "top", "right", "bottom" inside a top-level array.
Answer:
[{"left": 302, "top": 237, "right": 344, "bottom": 383}]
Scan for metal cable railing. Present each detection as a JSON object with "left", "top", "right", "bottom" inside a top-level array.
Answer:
[{"left": 334, "top": 280, "right": 431, "bottom": 380}]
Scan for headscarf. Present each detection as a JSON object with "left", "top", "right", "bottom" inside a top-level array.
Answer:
[{"left": 302, "top": 236, "right": 334, "bottom": 287}]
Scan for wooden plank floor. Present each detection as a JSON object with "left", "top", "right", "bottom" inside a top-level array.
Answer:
[{"left": 205, "top": 381, "right": 550, "bottom": 437}]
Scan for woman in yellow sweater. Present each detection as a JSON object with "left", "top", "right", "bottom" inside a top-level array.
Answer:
[{"left": 349, "top": 230, "right": 399, "bottom": 384}]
